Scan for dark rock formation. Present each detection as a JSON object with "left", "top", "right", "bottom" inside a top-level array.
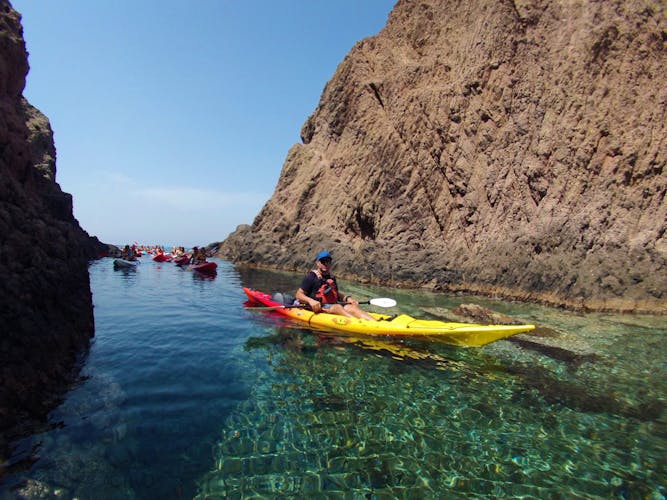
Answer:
[
  {"left": 218, "top": 0, "right": 666, "bottom": 314},
  {"left": 0, "top": 0, "right": 106, "bottom": 461}
]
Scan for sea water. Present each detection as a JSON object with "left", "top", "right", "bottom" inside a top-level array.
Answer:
[{"left": 1, "top": 257, "right": 665, "bottom": 498}]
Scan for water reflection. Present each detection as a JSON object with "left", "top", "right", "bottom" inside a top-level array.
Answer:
[
  {"left": 112, "top": 260, "right": 139, "bottom": 282},
  {"left": 192, "top": 270, "right": 217, "bottom": 282}
]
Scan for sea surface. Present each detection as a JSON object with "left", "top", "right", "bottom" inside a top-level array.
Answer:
[{"left": 1, "top": 256, "right": 665, "bottom": 499}]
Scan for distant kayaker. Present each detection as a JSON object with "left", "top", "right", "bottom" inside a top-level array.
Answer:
[
  {"left": 295, "top": 251, "right": 376, "bottom": 320},
  {"left": 193, "top": 247, "right": 207, "bottom": 265},
  {"left": 121, "top": 245, "right": 137, "bottom": 261},
  {"left": 189, "top": 247, "right": 199, "bottom": 264}
]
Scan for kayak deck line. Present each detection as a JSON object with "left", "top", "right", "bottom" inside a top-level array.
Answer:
[{"left": 243, "top": 287, "right": 536, "bottom": 347}]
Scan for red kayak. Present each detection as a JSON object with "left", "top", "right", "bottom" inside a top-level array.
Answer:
[
  {"left": 191, "top": 262, "right": 217, "bottom": 274},
  {"left": 173, "top": 255, "right": 190, "bottom": 265},
  {"left": 152, "top": 253, "right": 171, "bottom": 262}
]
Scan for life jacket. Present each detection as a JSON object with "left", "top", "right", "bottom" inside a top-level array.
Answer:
[{"left": 311, "top": 269, "right": 339, "bottom": 304}]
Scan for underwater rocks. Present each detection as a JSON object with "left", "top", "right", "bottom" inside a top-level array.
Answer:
[{"left": 452, "top": 304, "right": 523, "bottom": 326}]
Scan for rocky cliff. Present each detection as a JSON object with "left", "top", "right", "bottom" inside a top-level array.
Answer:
[
  {"left": 0, "top": 0, "right": 106, "bottom": 456},
  {"left": 218, "top": 0, "right": 666, "bottom": 314}
]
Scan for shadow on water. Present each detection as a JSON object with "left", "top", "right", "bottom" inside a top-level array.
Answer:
[
  {"left": 192, "top": 270, "right": 217, "bottom": 282},
  {"left": 247, "top": 322, "right": 665, "bottom": 422},
  {"left": 113, "top": 266, "right": 139, "bottom": 282},
  {"left": 244, "top": 325, "right": 465, "bottom": 371},
  {"left": 507, "top": 337, "right": 601, "bottom": 368},
  {"left": 503, "top": 363, "right": 665, "bottom": 421}
]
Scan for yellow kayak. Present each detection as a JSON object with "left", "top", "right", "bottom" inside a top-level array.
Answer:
[{"left": 243, "top": 288, "right": 535, "bottom": 347}]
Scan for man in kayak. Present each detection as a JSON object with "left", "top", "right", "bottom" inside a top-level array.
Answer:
[{"left": 295, "top": 251, "right": 376, "bottom": 320}]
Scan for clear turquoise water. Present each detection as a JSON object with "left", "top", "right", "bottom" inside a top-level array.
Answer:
[{"left": 1, "top": 258, "right": 665, "bottom": 499}]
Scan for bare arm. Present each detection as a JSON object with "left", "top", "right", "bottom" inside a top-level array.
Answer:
[{"left": 296, "top": 288, "right": 322, "bottom": 313}]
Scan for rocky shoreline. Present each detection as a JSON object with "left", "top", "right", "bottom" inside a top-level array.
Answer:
[{"left": 217, "top": 0, "right": 666, "bottom": 315}]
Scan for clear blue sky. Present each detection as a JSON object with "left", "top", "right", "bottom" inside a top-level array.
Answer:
[{"left": 12, "top": 0, "right": 395, "bottom": 247}]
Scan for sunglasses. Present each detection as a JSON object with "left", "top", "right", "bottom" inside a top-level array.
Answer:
[{"left": 319, "top": 258, "right": 332, "bottom": 264}]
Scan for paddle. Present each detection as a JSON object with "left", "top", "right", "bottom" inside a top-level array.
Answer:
[
  {"left": 356, "top": 298, "right": 397, "bottom": 308},
  {"left": 245, "top": 297, "right": 397, "bottom": 311}
]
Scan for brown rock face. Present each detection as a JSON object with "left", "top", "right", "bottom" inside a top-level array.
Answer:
[
  {"left": 219, "top": 0, "right": 666, "bottom": 314},
  {"left": 0, "top": 0, "right": 106, "bottom": 450}
]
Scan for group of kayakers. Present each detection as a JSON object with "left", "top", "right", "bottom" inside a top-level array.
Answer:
[
  {"left": 120, "top": 244, "right": 139, "bottom": 261},
  {"left": 113, "top": 244, "right": 218, "bottom": 277},
  {"left": 131, "top": 244, "right": 166, "bottom": 255},
  {"left": 117, "top": 244, "right": 211, "bottom": 265},
  {"left": 172, "top": 246, "right": 187, "bottom": 257},
  {"left": 172, "top": 246, "right": 208, "bottom": 265},
  {"left": 118, "top": 246, "right": 370, "bottom": 320}
]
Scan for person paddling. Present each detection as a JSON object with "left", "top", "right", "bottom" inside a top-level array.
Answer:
[{"left": 295, "top": 251, "right": 376, "bottom": 321}]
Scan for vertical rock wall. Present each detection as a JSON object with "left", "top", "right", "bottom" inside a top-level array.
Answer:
[
  {"left": 218, "top": 0, "right": 666, "bottom": 314},
  {"left": 0, "top": 0, "right": 106, "bottom": 453}
]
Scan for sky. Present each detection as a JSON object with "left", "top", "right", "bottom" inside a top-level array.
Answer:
[{"left": 11, "top": 0, "right": 396, "bottom": 247}]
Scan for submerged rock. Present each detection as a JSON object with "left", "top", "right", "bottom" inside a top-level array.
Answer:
[{"left": 452, "top": 303, "right": 523, "bottom": 325}]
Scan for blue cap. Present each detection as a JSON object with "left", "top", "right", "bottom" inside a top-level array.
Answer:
[{"left": 316, "top": 250, "right": 332, "bottom": 261}]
